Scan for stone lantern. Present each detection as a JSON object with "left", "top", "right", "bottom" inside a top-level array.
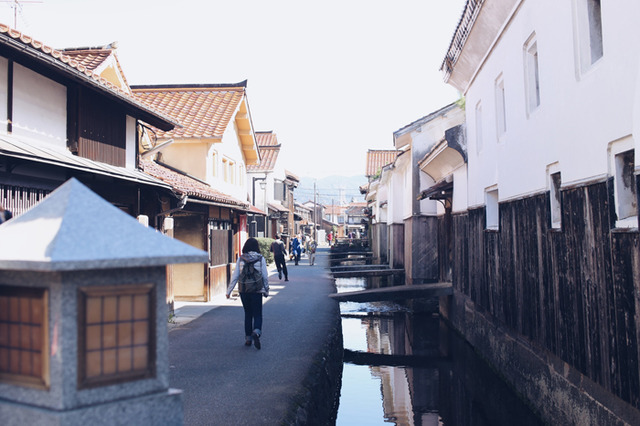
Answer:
[{"left": 0, "top": 178, "right": 208, "bottom": 425}]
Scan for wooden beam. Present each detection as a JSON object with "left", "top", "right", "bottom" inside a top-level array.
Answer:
[
  {"left": 331, "top": 268, "right": 404, "bottom": 277},
  {"left": 329, "top": 282, "right": 452, "bottom": 302}
]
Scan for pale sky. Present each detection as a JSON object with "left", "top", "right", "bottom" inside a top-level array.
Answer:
[{"left": 1, "top": 0, "right": 466, "bottom": 179}]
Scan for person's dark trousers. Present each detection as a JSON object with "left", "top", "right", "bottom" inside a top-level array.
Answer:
[
  {"left": 274, "top": 254, "right": 288, "bottom": 279},
  {"left": 240, "top": 292, "right": 263, "bottom": 336}
]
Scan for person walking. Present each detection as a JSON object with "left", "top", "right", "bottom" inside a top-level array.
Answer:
[
  {"left": 270, "top": 234, "right": 289, "bottom": 281},
  {"left": 306, "top": 237, "right": 317, "bottom": 266},
  {"left": 292, "top": 235, "right": 302, "bottom": 265},
  {"left": 226, "top": 237, "right": 269, "bottom": 349}
]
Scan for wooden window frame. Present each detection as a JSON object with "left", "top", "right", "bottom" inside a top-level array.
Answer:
[
  {"left": 77, "top": 284, "right": 156, "bottom": 389},
  {"left": 0, "top": 285, "right": 49, "bottom": 389}
]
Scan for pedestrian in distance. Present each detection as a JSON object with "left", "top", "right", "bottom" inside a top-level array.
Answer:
[
  {"left": 270, "top": 234, "right": 289, "bottom": 281},
  {"left": 0, "top": 204, "right": 13, "bottom": 224},
  {"left": 292, "top": 234, "right": 302, "bottom": 265},
  {"left": 226, "top": 237, "right": 269, "bottom": 349},
  {"left": 306, "top": 236, "right": 317, "bottom": 266}
]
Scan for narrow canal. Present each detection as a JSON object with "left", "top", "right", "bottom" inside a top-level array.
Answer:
[{"left": 333, "top": 277, "right": 545, "bottom": 426}]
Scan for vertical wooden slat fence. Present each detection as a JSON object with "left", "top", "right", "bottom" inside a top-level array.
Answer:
[{"left": 451, "top": 178, "right": 640, "bottom": 409}]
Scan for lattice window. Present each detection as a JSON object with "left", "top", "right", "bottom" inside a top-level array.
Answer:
[
  {"left": 78, "top": 284, "right": 155, "bottom": 388},
  {"left": 0, "top": 285, "right": 49, "bottom": 389}
]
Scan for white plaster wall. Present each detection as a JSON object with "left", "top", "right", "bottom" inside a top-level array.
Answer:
[
  {"left": 13, "top": 63, "right": 66, "bottom": 148},
  {"left": 214, "top": 124, "right": 248, "bottom": 202},
  {"left": 463, "top": 0, "right": 640, "bottom": 207},
  {"left": 388, "top": 154, "right": 409, "bottom": 223},
  {"left": 418, "top": 171, "right": 438, "bottom": 215},
  {"left": 399, "top": 105, "right": 465, "bottom": 216},
  {"left": 379, "top": 170, "right": 392, "bottom": 225},
  {"left": 125, "top": 116, "right": 136, "bottom": 169},
  {"left": 452, "top": 165, "right": 468, "bottom": 213}
]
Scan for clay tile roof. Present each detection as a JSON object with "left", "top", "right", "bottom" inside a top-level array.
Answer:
[
  {"left": 0, "top": 24, "right": 177, "bottom": 129},
  {"left": 62, "top": 44, "right": 131, "bottom": 93},
  {"left": 248, "top": 145, "right": 279, "bottom": 172},
  {"left": 365, "top": 149, "right": 399, "bottom": 177},
  {"left": 255, "top": 131, "right": 279, "bottom": 147},
  {"left": 346, "top": 203, "right": 367, "bottom": 215},
  {"left": 62, "top": 48, "right": 112, "bottom": 71},
  {"left": 131, "top": 83, "right": 246, "bottom": 139},
  {"left": 248, "top": 131, "right": 280, "bottom": 172},
  {"left": 140, "top": 159, "right": 248, "bottom": 208}
]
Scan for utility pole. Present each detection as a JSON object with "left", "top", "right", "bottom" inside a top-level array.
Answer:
[{"left": 313, "top": 181, "right": 317, "bottom": 242}]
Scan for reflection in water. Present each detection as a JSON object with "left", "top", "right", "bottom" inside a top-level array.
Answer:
[{"left": 335, "top": 277, "right": 543, "bottom": 426}]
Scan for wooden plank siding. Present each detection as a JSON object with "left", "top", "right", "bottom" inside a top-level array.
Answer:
[
  {"left": 404, "top": 216, "right": 439, "bottom": 284},
  {"left": 450, "top": 178, "right": 640, "bottom": 408},
  {"left": 77, "top": 90, "right": 126, "bottom": 167},
  {"left": 389, "top": 223, "right": 404, "bottom": 270},
  {"left": 371, "top": 223, "right": 389, "bottom": 265}
]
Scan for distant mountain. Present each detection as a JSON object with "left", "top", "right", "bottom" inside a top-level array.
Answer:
[{"left": 295, "top": 175, "right": 368, "bottom": 206}]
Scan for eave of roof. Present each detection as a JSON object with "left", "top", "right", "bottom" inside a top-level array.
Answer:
[
  {"left": 285, "top": 169, "right": 300, "bottom": 182},
  {"left": 440, "top": 0, "right": 485, "bottom": 82},
  {"left": 140, "top": 160, "right": 249, "bottom": 209},
  {"left": 393, "top": 102, "right": 459, "bottom": 137},
  {"left": 0, "top": 25, "right": 178, "bottom": 131},
  {"left": 0, "top": 178, "right": 207, "bottom": 271},
  {"left": 0, "top": 133, "right": 171, "bottom": 190}
]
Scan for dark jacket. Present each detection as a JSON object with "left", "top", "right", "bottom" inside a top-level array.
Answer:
[{"left": 270, "top": 239, "right": 287, "bottom": 257}]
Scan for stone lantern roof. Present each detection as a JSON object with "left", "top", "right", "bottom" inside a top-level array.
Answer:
[{"left": 0, "top": 178, "right": 208, "bottom": 271}]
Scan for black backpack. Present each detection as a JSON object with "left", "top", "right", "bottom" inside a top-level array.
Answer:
[{"left": 238, "top": 257, "right": 263, "bottom": 293}]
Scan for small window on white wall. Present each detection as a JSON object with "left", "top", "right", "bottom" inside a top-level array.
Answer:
[
  {"left": 549, "top": 171, "right": 562, "bottom": 229},
  {"left": 614, "top": 149, "right": 637, "bottom": 225},
  {"left": 524, "top": 35, "right": 541, "bottom": 114},
  {"left": 229, "top": 161, "right": 236, "bottom": 184},
  {"left": 222, "top": 158, "right": 229, "bottom": 182},
  {"left": 211, "top": 151, "right": 218, "bottom": 177},
  {"left": 576, "top": 0, "right": 603, "bottom": 72},
  {"left": 475, "top": 102, "right": 483, "bottom": 153},
  {"left": 485, "top": 188, "right": 499, "bottom": 230},
  {"left": 495, "top": 75, "right": 507, "bottom": 139}
]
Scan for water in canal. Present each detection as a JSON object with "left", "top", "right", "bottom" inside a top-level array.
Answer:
[{"left": 334, "top": 277, "right": 545, "bottom": 426}]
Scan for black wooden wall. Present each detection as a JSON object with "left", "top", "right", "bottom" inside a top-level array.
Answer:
[{"left": 451, "top": 178, "right": 640, "bottom": 408}]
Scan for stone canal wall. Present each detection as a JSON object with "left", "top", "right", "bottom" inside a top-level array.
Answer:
[
  {"left": 282, "top": 301, "right": 343, "bottom": 426},
  {"left": 443, "top": 291, "right": 640, "bottom": 426}
]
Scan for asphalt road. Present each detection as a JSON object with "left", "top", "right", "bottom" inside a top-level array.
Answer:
[{"left": 168, "top": 248, "right": 337, "bottom": 425}]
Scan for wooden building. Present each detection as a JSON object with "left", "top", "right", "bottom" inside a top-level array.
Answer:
[
  {"left": 132, "top": 82, "right": 260, "bottom": 301},
  {"left": 0, "top": 27, "right": 178, "bottom": 247}
]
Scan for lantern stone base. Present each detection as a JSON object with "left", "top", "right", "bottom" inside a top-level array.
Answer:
[{"left": 0, "top": 388, "right": 183, "bottom": 426}]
